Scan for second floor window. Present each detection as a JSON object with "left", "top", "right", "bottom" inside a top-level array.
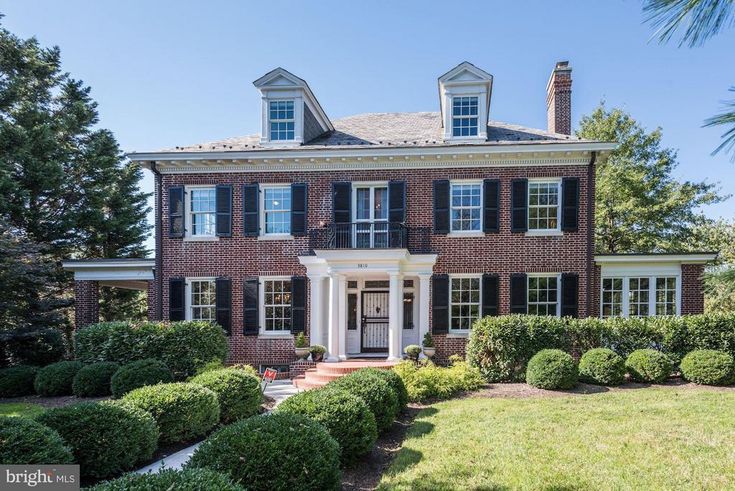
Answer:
[
  {"left": 528, "top": 181, "right": 560, "bottom": 231},
  {"left": 269, "top": 100, "right": 295, "bottom": 141},
  {"left": 190, "top": 279, "right": 216, "bottom": 321},
  {"left": 190, "top": 188, "right": 216, "bottom": 236},
  {"left": 263, "top": 186, "right": 291, "bottom": 235},
  {"left": 451, "top": 182, "right": 481, "bottom": 232},
  {"left": 452, "top": 96, "right": 479, "bottom": 137}
]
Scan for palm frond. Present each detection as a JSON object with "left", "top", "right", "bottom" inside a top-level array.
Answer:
[
  {"left": 644, "top": 0, "right": 735, "bottom": 47},
  {"left": 704, "top": 87, "right": 735, "bottom": 161}
]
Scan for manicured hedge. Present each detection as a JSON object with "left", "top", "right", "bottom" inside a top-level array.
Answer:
[
  {"left": 34, "top": 360, "right": 83, "bottom": 396},
  {"left": 578, "top": 348, "right": 626, "bottom": 386},
  {"left": 72, "top": 361, "right": 120, "bottom": 397},
  {"left": 0, "top": 365, "right": 38, "bottom": 397},
  {"left": 36, "top": 402, "right": 158, "bottom": 479},
  {"left": 88, "top": 468, "right": 244, "bottom": 491},
  {"left": 392, "top": 359, "right": 484, "bottom": 402},
  {"left": 74, "top": 321, "right": 228, "bottom": 379},
  {"left": 625, "top": 349, "right": 673, "bottom": 383},
  {"left": 277, "top": 386, "right": 378, "bottom": 465},
  {"left": 467, "top": 314, "right": 735, "bottom": 382},
  {"left": 187, "top": 412, "right": 341, "bottom": 490},
  {"left": 357, "top": 367, "right": 409, "bottom": 410},
  {"left": 110, "top": 358, "right": 173, "bottom": 398},
  {"left": 122, "top": 382, "right": 219, "bottom": 444},
  {"left": 680, "top": 350, "right": 735, "bottom": 386},
  {"left": 190, "top": 368, "right": 262, "bottom": 423},
  {"left": 330, "top": 369, "right": 399, "bottom": 432},
  {"left": 0, "top": 416, "right": 74, "bottom": 465},
  {"left": 526, "top": 349, "right": 578, "bottom": 390},
  {"left": 0, "top": 328, "right": 65, "bottom": 366}
]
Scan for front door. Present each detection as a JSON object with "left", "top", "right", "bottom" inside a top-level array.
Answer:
[{"left": 361, "top": 291, "right": 389, "bottom": 353}]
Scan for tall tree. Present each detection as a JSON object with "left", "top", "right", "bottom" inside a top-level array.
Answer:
[
  {"left": 577, "top": 104, "right": 725, "bottom": 253},
  {"left": 690, "top": 219, "right": 735, "bottom": 311}
]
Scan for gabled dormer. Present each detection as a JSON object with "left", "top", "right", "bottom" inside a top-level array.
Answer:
[
  {"left": 253, "top": 68, "right": 333, "bottom": 147},
  {"left": 438, "top": 62, "right": 493, "bottom": 142}
]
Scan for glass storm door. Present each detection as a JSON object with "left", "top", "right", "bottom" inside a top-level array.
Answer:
[{"left": 354, "top": 186, "right": 388, "bottom": 248}]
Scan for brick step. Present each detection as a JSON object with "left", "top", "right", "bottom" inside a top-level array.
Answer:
[
  {"left": 302, "top": 371, "right": 344, "bottom": 384},
  {"left": 315, "top": 361, "right": 396, "bottom": 375},
  {"left": 292, "top": 376, "right": 327, "bottom": 390}
]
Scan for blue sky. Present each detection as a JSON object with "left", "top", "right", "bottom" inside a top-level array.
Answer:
[{"left": 2, "top": 0, "right": 734, "bottom": 250}]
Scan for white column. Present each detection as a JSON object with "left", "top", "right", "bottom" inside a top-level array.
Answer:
[
  {"left": 337, "top": 275, "right": 348, "bottom": 361},
  {"left": 307, "top": 274, "right": 325, "bottom": 347},
  {"left": 418, "top": 273, "right": 431, "bottom": 357},
  {"left": 388, "top": 272, "right": 403, "bottom": 361},
  {"left": 326, "top": 273, "right": 341, "bottom": 362}
]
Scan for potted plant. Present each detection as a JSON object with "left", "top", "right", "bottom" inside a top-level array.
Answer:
[
  {"left": 422, "top": 332, "right": 436, "bottom": 358},
  {"left": 404, "top": 344, "right": 421, "bottom": 361},
  {"left": 294, "top": 333, "right": 310, "bottom": 360},
  {"left": 309, "top": 344, "right": 326, "bottom": 362}
]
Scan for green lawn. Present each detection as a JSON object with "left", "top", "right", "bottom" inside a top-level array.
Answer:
[
  {"left": 380, "top": 388, "right": 735, "bottom": 490},
  {"left": 0, "top": 403, "right": 45, "bottom": 418}
]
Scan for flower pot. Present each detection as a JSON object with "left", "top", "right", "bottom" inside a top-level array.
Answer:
[
  {"left": 311, "top": 352, "right": 324, "bottom": 362},
  {"left": 423, "top": 347, "right": 436, "bottom": 358},
  {"left": 295, "top": 347, "right": 310, "bottom": 360}
]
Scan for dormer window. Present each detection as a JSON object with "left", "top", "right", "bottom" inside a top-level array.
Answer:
[
  {"left": 452, "top": 96, "right": 479, "bottom": 137},
  {"left": 269, "top": 100, "right": 295, "bottom": 141}
]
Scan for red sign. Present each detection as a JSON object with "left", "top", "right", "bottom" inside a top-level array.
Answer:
[{"left": 262, "top": 367, "right": 278, "bottom": 383}]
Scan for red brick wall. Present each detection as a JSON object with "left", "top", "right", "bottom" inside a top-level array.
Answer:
[
  {"left": 681, "top": 264, "right": 705, "bottom": 315},
  {"left": 159, "top": 164, "right": 593, "bottom": 364},
  {"left": 74, "top": 280, "right": 99, "bottom": 329}
]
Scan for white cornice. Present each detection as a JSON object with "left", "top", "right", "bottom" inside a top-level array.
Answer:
[{"left": 594, "top": 253, "right": 717, "bottom": 265}]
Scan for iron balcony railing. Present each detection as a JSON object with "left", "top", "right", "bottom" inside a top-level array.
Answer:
[{"left": 308, "top": 222, "right": 431, "bottom": 253}]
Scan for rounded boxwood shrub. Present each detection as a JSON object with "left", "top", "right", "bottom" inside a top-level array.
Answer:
[
  {"left": 0, "top": 416, "right": 74, "bottom": 464},
  {"left": 187, "top": 412, "right": 340, "bottom": 490},
  {"left": 34, "top": 360, "right": 83, "bottom": 396},
  {"left": 526, "top": 349, "right": 578, "bottom": 390},
  {"left": 625, "top": 349, "right": 672, "bottom": 383},
  {"left": 330, "top": 369, "right": 399, "bottom": 432},
  {"left": 111, "top": 358, "right": 173, "bottom": 398},
  {"left": 277, "top": 385, "right": 377, "bottom": 465},
  {"left": 190, "top": 368, "right": 262, "bottom": 423},
  {"left": 578, "top": 348, "right": 626, "bottom": 386},
  {"left": 358, "top": 367, "right": 408, "bottom": 410},
  {"left": 0, "top": 365, "right": 38, "bottom": 397},
  {"left": 122, "top": 382, "right": 219, "bottom": 444},
  {"left": 36, "top": 401, "right": 158, "bottom": 479},
  {"left": 680, "top": 349, "right": 735, "bottom": 386},
  {"left": 88, "top": 468, "right": 244, "bottom": 491},
  {"left": 72, "top": 361, "right": 120, "bottom": 397}
]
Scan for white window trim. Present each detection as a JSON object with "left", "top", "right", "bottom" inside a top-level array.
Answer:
[
  {"left": 442, "top": 88, "right": 488, "bottom": 142},
  {"left": 448, "top": 179, "right": 484, "bottom": 236},
  {"left": 527, "top": 273, "right": 562, "bottom": 317},
  {"left": 259, "top": 276, "right": 294, "bottom": 337},
  {"left": 600, "top": 274, "right": 681, "bottom": 318},
  {"left": 526, "top": 178, "right": 562, "bottom": 234},
  {"left": 259, "top": 184, "right": 293, "bottom": 240},
  {"left": 185, "top": 277, "right": 216, "bottom": 321},
  {"left": 268, "top": 100, "right": 296, "bottom": 142},
  {"left": 184, "top": 185, "right": 218, "bottom": 241},
  {"left": 450, "top": 95, "right": 481, "bottom": 140},
  {"left": 447, "top": 273, "right": 482, "bottom": 336},
  {"left": 260, "top": 93, "right": 304, "bottom": 147}
]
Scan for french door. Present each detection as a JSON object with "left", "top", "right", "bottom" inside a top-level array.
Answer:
[{"left": 354, "top": 186, "right": 388, "bottom": 248}]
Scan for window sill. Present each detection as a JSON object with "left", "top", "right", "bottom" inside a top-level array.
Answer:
[
  {"left": 258, "top": 333, "right": 294, "bottom": 339},
  {"left": 525, "top": 230, "right": 563, "bottom": 237},
  {"left": 258, "top": 234, "right": 294, "bottom": 241},
  {"left": 447, "top": 231, "right": 485, "bottom": 238},
  {"left": 446, "top": 331, "right": 470, "bottom": 338},
  {"left": 183, "top": 236, "right": 220, "bottom": 242}
]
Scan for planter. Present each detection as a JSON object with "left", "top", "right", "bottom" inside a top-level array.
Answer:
[
  {"left": 311, "top": 352, "right": 324, "bottom": 362},
  {"left": 423, "top": 347, "right": 436, "bottom": 358},
  {"left": 295, "top": 347, "right": 310, "bottom": 360}
]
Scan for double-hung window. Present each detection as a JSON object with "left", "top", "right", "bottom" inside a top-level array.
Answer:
[
  {"left": 263, "top": 278, "right": 292, "bottom": 332},
  {"left": 528, "top": 181, "right": 560, "bottom": 231},
  {"left": 269, "top": 100, "right": 295, "bottom": 141},
  {"left": 189, "top": 187, "right": 216, "bottom": 237},
  {"left": 262, "top": 186, "right": 291, "bottom": 235},
  {"left": 189, "top": 279, "right": 216, "bottom": 321},
  {"left": 452, "top": 96, "right": 479, "bottom": 137},
  {"left": 528, "top": 275, "right": 559, "bottom": 316},
  {"left": 600, "top": 275, "right": 678, "bottom": 317},
  {"left": 450, "top": 182, "right": 481, "bottom": 232},
  {"left": 450, "top": 277, "right": 480, "bottom": 331}
]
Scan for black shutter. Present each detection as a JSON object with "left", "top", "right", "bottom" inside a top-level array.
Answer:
[
  {"left": 291, "top": 276, "right": 306, "bottom": 333},
  {"left": 332, "top": 182, "right": 351, "bottom": 224},
  {"left": 291, "top": 183, "right": 308, "bottom": 236},
  {"left": 511, "top": 179, "right": 528, "bottom": 232},
  {"left": 433, "top": 180, "right": 450, "bottom": 235},
  {"left": 388, "top": 180, "right": 406, "bottom": 223},
  {"left": 169, "top": 186, "right": 184, "bottom": 238},
  {"left": 561, "top": 273, "right": 579, "bottom": 318},
  {"left": 243, "top": 277, "right": 259, "bottom": 335},
  {"left": 215, "top": 185, "right": 232, "bottom": 237},
  {"left": 481, "top": 273, "right": 500, "bottom": 317},
  {"left": 483, "top": 179, "right": 500, "bottom": 233},
  {"left": 169, "top": 277, "right": 185, "bottom": 321},
  {"left": 561, "top": 177, "right": 579, "bottom": 232},
  {"left": 432, "top": 274, "right": 449, "bottom": 334},
  {"left": 215, "top": 277, "right": 232, "bottom": 334},
  {"left": 510, "top": 274, "right": 527, "bottom": 314},
  {"left": 242, "top": 183, "right": 259, "bottom": 236}
]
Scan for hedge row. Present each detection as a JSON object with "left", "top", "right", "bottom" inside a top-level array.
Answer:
[
  {"left": 74, "top": 321, "right": 228, "bottom": 379},
  {"left": 467, "top": 314, "right": 735, "bottom": 382}
]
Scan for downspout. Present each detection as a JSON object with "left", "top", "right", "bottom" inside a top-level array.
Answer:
[
  {"left": 586, "top": 151, "right": 597, "bottom": 318},
  {"left": 151, "top": 161, "right": 164, "bottom": 321}
]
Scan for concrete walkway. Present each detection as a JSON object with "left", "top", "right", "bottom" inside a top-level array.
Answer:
[{"left": 136, "top": 380, "right": 300, "bottom": 474}]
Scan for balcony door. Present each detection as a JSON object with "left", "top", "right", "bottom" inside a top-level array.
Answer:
[{"left": 354, "top": 185, "right": 388, "bottom": 248}]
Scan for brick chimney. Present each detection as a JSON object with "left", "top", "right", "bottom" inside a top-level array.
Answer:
[{"left": 546, "top": 61, "right": 572, "bottom": 135}]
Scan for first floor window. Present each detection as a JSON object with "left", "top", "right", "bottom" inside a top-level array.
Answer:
[
  {"left": 628, "top": 277, "right": 650, "bottom": 317},
  {"left": 264, "top": 279, "right": 292, "bottom": 332},
  {"left": 451, "top": 182, "right": 481, "bottom": 232},
  {"left": 599, "top": 275, "right": 678, "bottom": 318},
  {"left": 190, "top": 188, "right": 216, "bottom": 236},
  {"left": 601, "top": 278, "right": 623, "bottom": 318},
  {"left": 528, "top": 275, "right": 559, "bottom": 316},
  {"left": 528, "top": 181, "right": 560, "bottom": 231},
  {"left": 656, "top": 277, "right": 677, "bottom": 315},
  {"left": 263, "top": 186, "right": 291, "bottom": 234},
  {"left": 450, "top": 277, "right": 480, "bottom": 330},
  {"left": 190, "top": 279, "right": 216, "bottom": 321}
]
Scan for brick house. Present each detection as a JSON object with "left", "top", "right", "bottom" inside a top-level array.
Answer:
[{"left": 63, "top": 61, "right": 715, "bottom": 370}]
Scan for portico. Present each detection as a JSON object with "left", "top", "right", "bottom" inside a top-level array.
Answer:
[{"left": 299, "top": 250, "right": 437, "bottom": 362}]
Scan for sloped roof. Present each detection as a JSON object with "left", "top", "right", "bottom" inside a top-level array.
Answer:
[{"left": 159, "top": 112, "right": 586, "bottom": 153}]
